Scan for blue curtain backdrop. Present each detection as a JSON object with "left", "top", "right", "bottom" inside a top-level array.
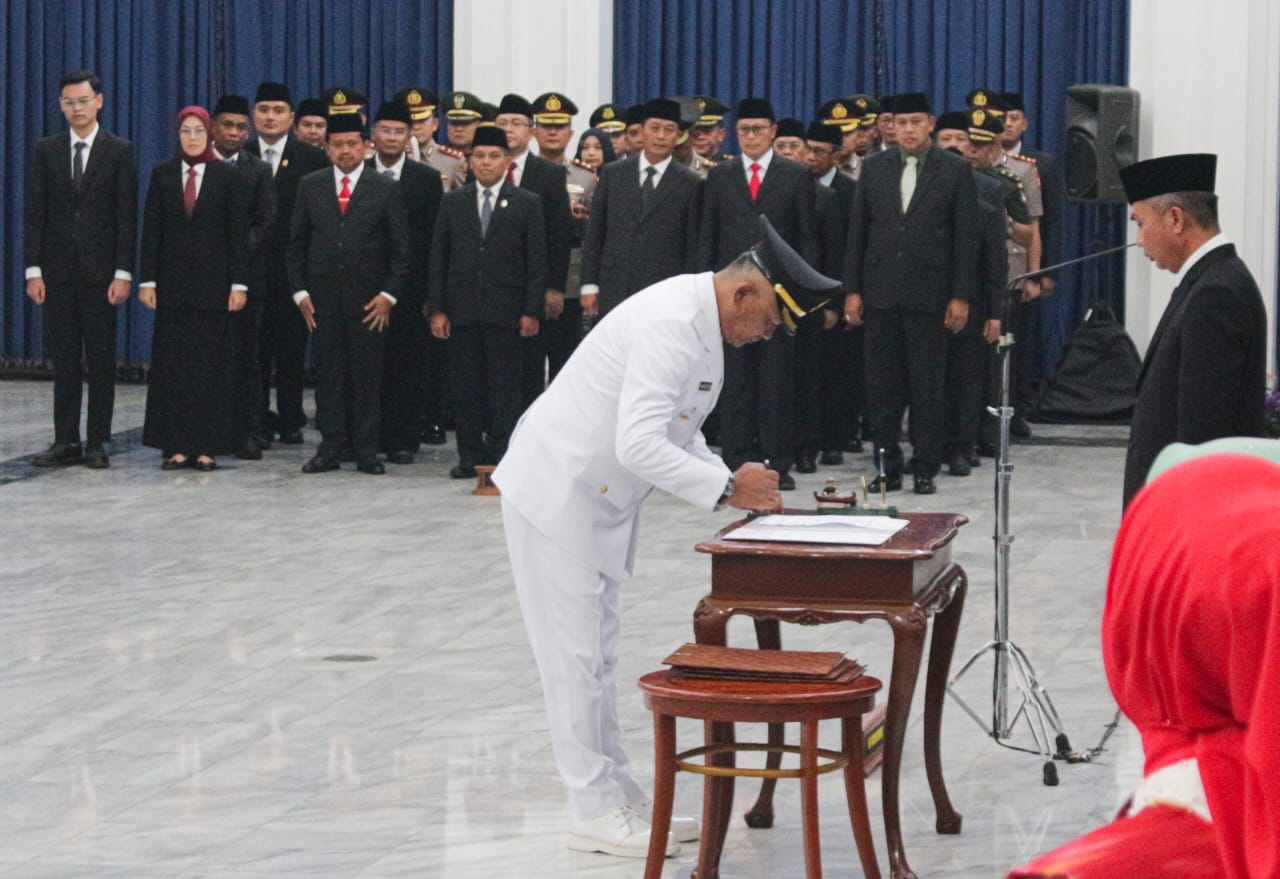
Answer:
[
  {"left": 2, "top": 0, "right": 452, "bottom": 366},
  {"left": 613, "top": 0, "right": 1130, "bottom": 376}
]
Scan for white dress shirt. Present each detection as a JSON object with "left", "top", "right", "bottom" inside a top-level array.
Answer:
[
  {"left": 375, "top": 153, "right": 406, "bottom": 181},
  {"left": 741, "top": 148, "right": 774, "bottom": 185},
  {"left": 258, "top": 134, "right": 288, "bottom": 176}
]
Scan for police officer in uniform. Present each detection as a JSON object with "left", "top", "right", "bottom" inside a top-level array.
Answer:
[
  {"left": 443, "top": 91, "right": 487, "bottom": 156},
  {"left": 532, "top": 92, "right": 596, "bottom": 379},
  {"left": 397, "top": 86, "right": 467, "bottom": 192},
  {"left": 671, "top": 96, "right": 719, "bottom": 180},
  {"left": 589, "top": 103, "right": 629, "bottom": 160},
  {"left": 688, "top": 95, "right": 731, "bottom": 162}
]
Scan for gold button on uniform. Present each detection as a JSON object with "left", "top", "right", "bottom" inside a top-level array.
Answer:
[{"left": 599, "top": 485, "right": 608, "bottom": 493}]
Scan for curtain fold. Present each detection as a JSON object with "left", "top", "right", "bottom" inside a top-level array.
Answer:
[
  {"left": 612, "top": 0, "right": 1129, "bottom": 375},
  {"left": 3, "top": 0, "right": 453, "bottom": 365}
]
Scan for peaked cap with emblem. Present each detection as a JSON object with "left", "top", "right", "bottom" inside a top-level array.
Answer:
[
  {"left": 965, "top": 88, "right": 1007, "bottom": 116},
  {"left": 966, "top": 106, "right": 1004, "bottom": 142},
  {"left": 818, "top": 98, "right": 858, "bottom": 132},
  {"left": 747, "top": 217, "right": 843, "bottom": 335},
  {"left": 323, "top": 87, "right": 366, "bottom": 115},
  {"left": 589, "top": 103, "right": 627, "bottom": 132},
  {"left": 532, "top": 92, "right": 578, "bottom": 125},
  {"left": 444, "top": 91, "right": 486, "bottom": 122},
  {"left": 394, "top": 86, "right": 439, "bottom": 121},
  {"left": 692, "top": 95, "right": 729, "bottom": 127}
]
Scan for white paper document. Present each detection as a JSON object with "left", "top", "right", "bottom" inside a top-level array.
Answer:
[{"left": 724, "top": 514, "right": 910, "bottom": 546}]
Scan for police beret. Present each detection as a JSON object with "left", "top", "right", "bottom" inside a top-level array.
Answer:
[
  {"left": 471, "top": 125, "right": 510, "bottom": 151},
  {"left": 213, "top": 94, "right": 250, "bottom": 117},
  {"left": 1120, "top": 153, "right": 1216, "bottom": 204},
  {"left": 254, "top": 82, "right": 292, "bottom": 106}
]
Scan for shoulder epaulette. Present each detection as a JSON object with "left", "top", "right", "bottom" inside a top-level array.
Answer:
[
  {"left": 1009, "top": 153, "right": 1036, "bottom": 165},
  {"left": 571, "top": 157, "right": 593, "bottom": 171},
  {"left": 702, "top": 157, "right": 719, "bottom": 168},
  {"left": 439, "top": 144, "right": 465, "bottom": 159}
]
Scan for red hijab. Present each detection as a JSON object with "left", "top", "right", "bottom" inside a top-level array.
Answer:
[
  {"left": 1103, "top": 453, "right": 1280, "bottom": 878},
  {"left": 175, "top": 105, "right": 217, "bottom": 164}
]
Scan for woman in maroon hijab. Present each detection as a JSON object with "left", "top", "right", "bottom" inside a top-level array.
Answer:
[{"left": 138, "top": 106, "right": 248, "bottom": 470}]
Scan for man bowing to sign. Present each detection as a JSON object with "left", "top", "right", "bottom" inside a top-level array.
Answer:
[{"left": 494, "top": 217, "right": 842, "bottom": 859}]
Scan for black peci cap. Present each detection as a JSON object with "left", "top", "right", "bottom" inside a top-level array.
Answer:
[
  {"left": 254, "top": 82, "right": 292, "bottom": 106},
  {"left": 374, "top": 100, "right": 412, "bottom": 126},
  {"left": 297, "top": 98, "right": 327, "bottom": 120},
  {"left": 640, "top": 98, "right": 682, "bottom": 126},
  {"left": 471, "top": 125, "right": 510, "bottom": 151},
  {"left": 934, "top": 110, "right": 968, "bottom": 133},
  {"left": 805, "top": 120, "right": 842, "bottom": 146},
  {"left": 214, "top": 94, "right": 251, "bottom": 117},
  {"left": 326, "top": 112, "right": 366, "bottom": 137},
  {"left": 496, "top": 93, "right": 533, "bottom": 119},
  {"left": 892, "top": 93, "right": 931, "bottom": 115},
  {"left": 1120, "top": 153, "right": 1217, "bottom": 204},
  {"left": 736, "top": 97, "right": 776, "bottom": 122},
  {"left": 775, "top": 118, "right": 805, "bottom": 140}
]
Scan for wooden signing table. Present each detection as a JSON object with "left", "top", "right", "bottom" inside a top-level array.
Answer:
[{"left": 692, "top": 511, "right": 968, "bottom": 879}]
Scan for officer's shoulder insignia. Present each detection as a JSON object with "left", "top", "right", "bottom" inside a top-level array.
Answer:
[
  {"left": 571, "top": 157, "right": 597, "bottom": 176},
  {"left": 439, "top": 144, "right": 465, "bottom": 159},
  {"left": 1009, "top": 153, "right": 1036, "bottom": 165}
]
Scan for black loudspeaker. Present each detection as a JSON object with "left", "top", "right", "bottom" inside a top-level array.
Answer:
[{"left": 1064, "top": 84, "right": 1140, "bottom": 203}]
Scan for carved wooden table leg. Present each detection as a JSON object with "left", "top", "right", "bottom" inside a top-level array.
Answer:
[
  {"left": 882, "top": 608, "right": 927, "bottom": 879},
  {"left": 924, "top": 565, "right": 967, "bottom": 835},
  {"left": 746, "top": 618, "right": 784, "bottom": 828}
]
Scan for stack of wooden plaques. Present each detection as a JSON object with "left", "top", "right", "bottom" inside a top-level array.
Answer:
[{"left": 661, "top": 643, "right": 865, "bottom": 684}]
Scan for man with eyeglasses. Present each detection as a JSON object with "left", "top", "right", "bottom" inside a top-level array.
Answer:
[
  {"left": 25, "top": 69, "right": 137, "bottom": 469},
  {"left": 367, "top": 101, "right": 444, "bottom": 466},
  {"left": 494, "top": 94, "right": 572, "bottom": 409},
  {"left": 698, "top": 97, "right": 819, "bottom": 491}
]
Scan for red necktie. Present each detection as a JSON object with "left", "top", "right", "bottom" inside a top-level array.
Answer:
[
  {"left": 183, "top": 167, "right": 197, "bottom": 218},
  {"left": 338, "top": 176, "right": 351, "bottom": 214},
  {"left": 506, "top": 164, "right": 516, "bottom": 185},
  {"left": 749, "top": 162, "right": 762, "bottom": 200}
]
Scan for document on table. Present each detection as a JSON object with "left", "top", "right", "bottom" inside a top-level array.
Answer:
[{"left": 724, "top": 514, "right": 909, "bottom": 546}]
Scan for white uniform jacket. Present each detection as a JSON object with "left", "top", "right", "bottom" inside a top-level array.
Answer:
[{"left": 493, "top": 272, "right": 732, "bottom": 581}]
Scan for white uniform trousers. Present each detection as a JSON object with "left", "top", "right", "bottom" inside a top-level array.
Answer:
[{"left": 502, "top": 497, "right": 647, "bottom": 819}]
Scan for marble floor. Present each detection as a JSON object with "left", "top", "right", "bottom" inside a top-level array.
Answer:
[{"left": 0, "top": 379, "right": 1141, "bottom": 878}]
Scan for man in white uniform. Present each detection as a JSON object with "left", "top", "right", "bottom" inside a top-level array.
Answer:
[{"left": 494, "top": 218, "right": 842, "bottom": 858}]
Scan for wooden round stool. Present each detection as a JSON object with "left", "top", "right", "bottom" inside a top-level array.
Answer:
[{"left": 638, "top": 669, "right": 883, "bottom": 879}]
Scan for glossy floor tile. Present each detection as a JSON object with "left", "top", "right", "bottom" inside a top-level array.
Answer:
[{"left": 1, "top": 380, "right": 1140, "bottom": 877}]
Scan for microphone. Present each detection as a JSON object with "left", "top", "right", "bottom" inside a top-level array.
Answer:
[{"left": 1005, "top": 242, "right": 1138, "bottom": 292}]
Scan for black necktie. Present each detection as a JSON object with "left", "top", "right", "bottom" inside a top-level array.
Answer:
[
  {"left": 73, "top": 142, "right": 86, "bottom": 189},
  {"left": 641, "top": 166, "right": 657, "bottom": 209}
]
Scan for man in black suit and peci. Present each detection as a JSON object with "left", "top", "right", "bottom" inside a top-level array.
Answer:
[
  {"left": 24, "top": 69, "right": 137, "bottom": 469},
  {"left": 288, "top": 111, "right": 411, "bottom": 475}
]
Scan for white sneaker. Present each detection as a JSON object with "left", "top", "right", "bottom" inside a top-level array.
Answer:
[
  {"left": 568, "top": 806, "right": 681, "bottom": 858},
  {"left": 635, "top": 797, "right": 702, "bottom": 843}
]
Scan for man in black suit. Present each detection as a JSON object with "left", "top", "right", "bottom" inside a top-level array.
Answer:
[
  {"left": 494, "top": 94, "right": 572, "bottom": 408},
  {"left": 212, "top": 94, "right": 278, "bottom": 460},
  {"left": 246, "top": 82, "right": 329, "bottom": 445},
  {"left": 366, "top": 100, "right": 444, "bottom": 465},
  {"left": 427, "top": 126, "right": 547, "bottom": 479},
  {"left": 699, "top": 97, "right": 820, "bottom": 490},
  {"left": 288, "top": 112, "right": 411, "bottom": 475},
  {"left": 844, "top": 92, "right": 980, "bottom": 494},
  {"left": 798, "top": 121, "right": 858, "bottom": 470},
  {"left": 1119, "top": 154, "right": 1267, "bottom": 507},
  {"left": 579, "top": 98, "right": 703, "bottom": 318},
  {"left": 24, "top": 69, "right": 137, "bottom": 469}
]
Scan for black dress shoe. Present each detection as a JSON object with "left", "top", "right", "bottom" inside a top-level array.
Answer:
[
  {"left": 947, "top": 453, "right": 971, "bottom": 477},
  {"left": 33, "top": 442, "right": 83, "bottom": 467},
  {"left": 253, "top": 430, "right": 274, "bottom": 450},
  {"left": 83, "top": 445, "right": 110, "bottom": 469},
  {"left": 914, "top": 475, "right": 937, "bottom": 495},
  {"left": 795, "top": 452, "right": 817, "bottom": 474},
  {"left": 845, "top": 438, "right": 865, "bottom": 453},
  {"left": 421, "top": 424, "right": 447, "bottom": 445},
  {"left": 387, "top": 450, "right": 415, "bottom": 465},
  {"left": 301, "top": 455, "right": 340, "bottom": 474},
  {"left": 1010, "top": 416, "right": 1032, "bottom": 438},
  {"left": 162, "top": 456, "right": 188, "bottom": 471},
  {"left": 776, "top": 470, "right": 796, "bottom": 491},
  {"left": 235, "top": 438, "right": 263, "bottom": 460},
  {"left": 449, "top": 464, "right": 477, "bottom": 479},
  {"left": 357, "top": 458, "right": 386, "bottom": 475},
  {"left": 192, "top": 458, "right": 219, "bottom": 472},
  {"left": 867, "top": 472, "right": 903, "bottom": 492},
  {"left": 968, "top": 452, "right": 982, "bottom": 467},
  {"left": 976, "top": 442, "right": 998, "bottom": 458},
  {"left": 819, "top": 450, "right": 844, "bottom": 466},
  {"left": 277, "top": 429, "right": 305, "bottom": 445}
]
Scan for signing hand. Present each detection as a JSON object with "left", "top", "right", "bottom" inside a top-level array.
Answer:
[{"left": 728, "top": 462, "right": 783, "bottom": 514}]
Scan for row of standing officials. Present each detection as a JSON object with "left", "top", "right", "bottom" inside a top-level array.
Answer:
[{"left": 25, "top": 71, "right": 1063, "bottom": 490}]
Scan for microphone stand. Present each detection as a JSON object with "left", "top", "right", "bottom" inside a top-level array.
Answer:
[{"left": 947, "top": 242, "right": 1136, "bottom": 785}]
